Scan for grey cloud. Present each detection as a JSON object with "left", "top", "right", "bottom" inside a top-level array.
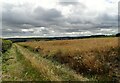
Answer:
[
  {"left": 98, "top": 13, "right": 117, "bottom": 23},
  {"left": 59, "top": 2, "right": 79, "bottom": 6},
  {"left": 2, "top": 4, "right": 34, "bottom": 28},
  {"left": 94, "top": 13, "right": 118, "bottom": 29},
  {"left": 2, "top": 1, "right": 118, "bottom": 37},
  {"left": 2, "top": 3, "right": 64, "bottom": 29},
  {"left": 2, "top": 28, "right": 24, "bottom": 37},
  {"left": 59, "top": 0, "right": 79, "bottom": 5},
  {"left": 33, "top": 7, "right": 64, "bottom": 26},
  {"left": 64, "top": 28, "right": 82, "bottom": 32},
  {"left": 34, "top": 7, "right": 62, "bottom": 21}
]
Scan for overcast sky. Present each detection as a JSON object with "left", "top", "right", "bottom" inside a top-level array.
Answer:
[{"left": 1, "top": 0, "right": 119, "bottom": 38}]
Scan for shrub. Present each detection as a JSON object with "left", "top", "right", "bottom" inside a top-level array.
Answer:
[{"left": 2, "top": 39, "right": 12, "bottom": 53}]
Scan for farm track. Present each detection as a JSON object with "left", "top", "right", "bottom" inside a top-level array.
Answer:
[
  {"left": 2, "top": 45, "right": 25, "bottom": 81},
  {"left": 13, "top": 44, "right": 89, "bottom": 81},
  {"left": 2, "top": 44, "right": 48, "bottom": 81}
]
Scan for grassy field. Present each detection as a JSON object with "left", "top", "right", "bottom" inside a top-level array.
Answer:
[{"left": 2, "top": 37, "right": 120, "bottom": 81}]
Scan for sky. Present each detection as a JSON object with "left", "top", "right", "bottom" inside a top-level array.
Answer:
[{"left": 1, "top": 0, "right": 119, "bottom": 38}]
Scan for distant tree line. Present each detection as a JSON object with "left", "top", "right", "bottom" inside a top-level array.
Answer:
[
  {"left": 4, "top": 33, "right": 120, "bottom": 43},
  {"left": 116, "top": 33, "right": 120, "bottom": 37}
]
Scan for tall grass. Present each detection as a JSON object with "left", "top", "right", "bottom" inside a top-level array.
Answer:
[
  {"left": 19, "top": 37, "right": 119, "bottom": 81},
  {"left": 16, "top": 44, "right": 88, "bottom": 81}
]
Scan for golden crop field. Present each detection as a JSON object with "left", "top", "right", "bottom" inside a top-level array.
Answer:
[{"left": 19, "top": 37, "right": 119, "bottom": 80}]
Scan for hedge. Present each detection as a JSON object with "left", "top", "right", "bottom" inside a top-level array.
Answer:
[{"left": 2, "top": 39, "right": 12, "bottom": 53}]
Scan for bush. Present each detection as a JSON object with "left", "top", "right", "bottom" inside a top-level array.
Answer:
[{"left": 2, "top": 39, "right": 12, "bottom": 53}]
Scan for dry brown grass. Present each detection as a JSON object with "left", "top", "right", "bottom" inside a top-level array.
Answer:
[
  {"left": 19, "top": 37, "right": 118, "bottom": 52},
  {"left": 19, "top": 37, "right": 119, "bottom": 80}
]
